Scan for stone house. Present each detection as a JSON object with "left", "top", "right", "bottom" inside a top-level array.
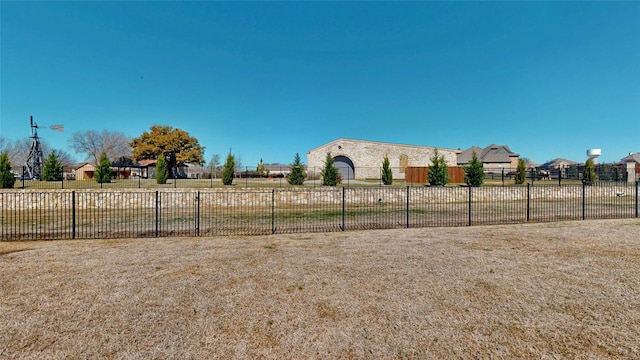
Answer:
[{"left": 306, "top": 138, "right": 459, "bottom": 180}]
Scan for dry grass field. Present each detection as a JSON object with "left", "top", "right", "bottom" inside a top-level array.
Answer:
[{"left": 2, "top": 219, "right": 639, "bottom": 359}]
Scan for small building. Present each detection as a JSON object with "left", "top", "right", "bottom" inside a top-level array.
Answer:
[
  {"left": 74, "top": 163, "right": 96, "bottom": 180},
  {"left": 457, "top": 145, "right": 520, "bottom": 171},
  {"left": 307, "top": 138, "right": 459, "bottom": 180}
]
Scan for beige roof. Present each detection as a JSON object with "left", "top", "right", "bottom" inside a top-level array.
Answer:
[
  {"left": 540, "top": 158, "right": 579, "bottom": 168},
  {"left": 457, "top": 144, "right": 519, "bottom": 165},
  {"left": 620, "top": 153, "right": 640, "bottom": 164}
]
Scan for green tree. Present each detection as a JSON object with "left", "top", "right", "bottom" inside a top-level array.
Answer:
[
  {"left": 381, "top": 156, "right": 393, "bottom": 185},
  {"left": 155, "top": 156, "right": 169, "bottom": 184},
  {"left": 428, "top": 149, "right": 449, "bottom": 186},
  {"left": 583, "top": 159, "right": 597, "bottom": 184},
  {"left": 0, "top": 152, "right": 16, "bottom": 189},
  {"left": 94, "top": 152, "right": 112, "bottom": 184},
  {"left": 256, "top": 158, "right": 269, "bottom": 177},
  {"left": 598, "top": 164, "right": 611, "bottom": 181},
  {"left": 321, "top": 153, "right": 339, "bottom": 186},
  {"left": 288, "top": 153, "right": 306, "bottom": 186},
  {"left": 130, "top": 125, "right": 205, "bottom": 177},
  {"left": 222, "top": 152, "right": 235, "bottom": 186},
  {"left": 514, "top": 158, "right": 527, "bottom": 185},
  {"left": 464, "top": 152, "right": 484, "bottom": 186},
  {"left": 41, "top": 150, "right": 63, "bottom": 181}
]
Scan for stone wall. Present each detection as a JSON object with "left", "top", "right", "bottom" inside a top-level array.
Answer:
[{"left": 1, "top": 183, "right": 635, "bottom": 211}]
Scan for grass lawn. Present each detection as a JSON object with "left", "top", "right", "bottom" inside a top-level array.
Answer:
[{"left": 2, "top": 219, "right": 639, "bottom": 358}]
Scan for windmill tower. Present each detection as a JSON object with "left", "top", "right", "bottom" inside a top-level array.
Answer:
[{"left": 24, "top": 116, "right": 64, "bottom": 179}]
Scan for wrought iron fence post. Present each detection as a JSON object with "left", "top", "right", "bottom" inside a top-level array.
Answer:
[
  {"left": 341, "top": 187, "right": 345, "bottom": 231},
  {"left": 196, "top": 191, "right": 200, "bottom": 237},
  {"left": 406, "top": 186, "right": 410, "bottom": 228},
  {"left": 636, "top": 181, "right": 640, "bottom": 217},
  {"left": 582, "top": 182, "right": 586, "bottom": 221},
  {"left": 526, "top": 183, "right": 530, "bottom": 222},
  {"left": 72, "top": 191, "right": 76, "bottom": 239},
  {"left": 272, "top": 189, "right": 275, "bottom": 234},
  {"left": 468, "top": 185, "right": 472, "bottom": 226},
  {"left": 155, "top": 191, "right": 159, "bottom": 237}
]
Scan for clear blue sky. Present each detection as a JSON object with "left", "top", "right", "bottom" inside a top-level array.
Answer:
[{"left": 1, "top": 1, "right": 639, "bottom": 166}]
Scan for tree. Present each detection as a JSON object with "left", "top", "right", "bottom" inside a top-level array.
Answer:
[
  {"left": 256, "top": 158, "right": 269, "bottom": 177},
  {"left": 514, "top": 158, "right": 527, "bottom": 185},
  {"left": 70, "top": 130, "right": 132, "bottom": 164},
  {"left": 464, "top": 152, "right": 484, "bottom": 186},
  {"left": 41, "top": 150, "right": 63, "bottom": 181},
  {"left": 0, "top": 152, "right": 16, "bottom": 189},
  {"left": 155, "top": 156, "right": 169, "bottom": 184},
  {"left": 381, "top": 156, "right": 393, "bottom": 185},
  {"left": 583, "top": 159, "right": 597, "bottom": 184},
  {"left": 568, "top": 165, "right": 579, "bottom": 180},
  {"left": 598, "top": 164, "right": 611, "bottom": 181},
  {"left": 222, "top": 152, "right": 235, "bottom": 186},
  {"left": 612, "top": 165, "right": 622, "bottom": 182},
  {"left": 428, "top": 149, "right": 449, "bottom": 186},
  {"left": 288, "top": 153, "right": 306, "bottom": 185},
  {"left": 94, "top": 152, "right": 112, "bottom": 184},
  {"left": 321, "top": 153, "right": 339, "bottom": 186},
  {"left": 130, "top": 125, "right": 205, "bottom": 177},
  {"left": 207, "top": 154, "right": 221, "bottom": 178}
]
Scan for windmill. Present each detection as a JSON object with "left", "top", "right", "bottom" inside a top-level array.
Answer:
[{"left": 24, "top": 116, "right": 64, "bottom": 179}]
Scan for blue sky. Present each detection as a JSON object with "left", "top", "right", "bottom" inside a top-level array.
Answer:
[{"left": 1, "top": 1, "right": 638, "bottom": 166}]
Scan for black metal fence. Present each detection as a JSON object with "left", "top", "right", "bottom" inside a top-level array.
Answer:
[{"left": 1, "top": 182, "right": 638, "bottom": 241}]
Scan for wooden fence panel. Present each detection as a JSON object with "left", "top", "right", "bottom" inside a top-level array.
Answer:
[{"left": 406, "top": 166, "right": 465, "bottom": 184}]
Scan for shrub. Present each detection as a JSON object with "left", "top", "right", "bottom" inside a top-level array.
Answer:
[
  {"left": 95, "top": 152, "right": 112, "bottom": 184},
  {"left": 256, "top": 158, "right": 269, "bottom": 177},
  {"left": 0, "top": 152, "right": 16, "bottom": 189},
  {"left": 428, "top": 149, "right": 449, "bottom": 186},
  {"left": 514, "top": 158, "right": 527, "bottom": 185},
  {"left": 155, "top": 156, "right": 168, "bottom": 184},
  {"left": 42, "top": 150, "right": 63, "bottom": 181},
  {"left": 583, "top": 159, "right": 597, "bottom": 184},
  {"left": 288, "top": 153, "right": 306, "bottom": 185},
  {"left": 222, "top": 152, "right": 235, "bottom": 186},
  {"left": 321, "top": 153, "right": 339, "bottom": 186},
  {"left": 381, "top": 156, "right": 393, "bottom": 185},
  {"left": 464, "top": 152, "right": 484, "bottom": 186}
]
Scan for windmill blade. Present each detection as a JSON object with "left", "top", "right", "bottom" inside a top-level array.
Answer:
[{"left": 50, "top": 125, "right": 64, "bottom": 132}]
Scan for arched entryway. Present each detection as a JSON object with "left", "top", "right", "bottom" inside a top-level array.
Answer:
[{"left": 334, "top": 156, "right": 355, "bottom": 180}]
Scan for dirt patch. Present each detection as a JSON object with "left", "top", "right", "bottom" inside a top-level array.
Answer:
[{"left": 1, "top": 219, "right": 639, "bottom": 359}]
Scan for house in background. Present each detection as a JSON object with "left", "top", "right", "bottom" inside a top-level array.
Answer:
[
  {"left": 539, "top": 158, "right": 580, "bottom": 180},
  {"left": 457, "top": 144, "right": 520, "bottom": 171},
  {"left": 136, "top": 159, "right": 157, "bottom": 178},
  {"left": 619, "top": 153, "right": 640, "bottom": 182}
]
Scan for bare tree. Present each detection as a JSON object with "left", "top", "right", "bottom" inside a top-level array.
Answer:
[
  {"left": 4, "top": 138, "right": 32, "bottom": 171},
  {"left": 69, "top": 130, "right": 132, "bottom": 164}
]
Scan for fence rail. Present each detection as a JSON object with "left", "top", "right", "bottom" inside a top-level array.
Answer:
[{"left": 1, "top": 182, "right": 638, "bottom": 241}]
